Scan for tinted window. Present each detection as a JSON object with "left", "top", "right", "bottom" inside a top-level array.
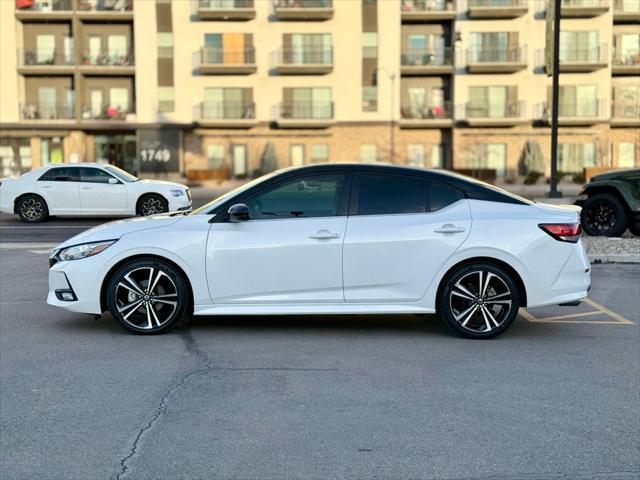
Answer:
[
  {"left": 38, "top": 167, "right": 79, "bottom": 182},
  {"left": 430, "top": 182, "right": 462, "bottom": 211},
  {"left": 356, "top": 174, "right": 428, "bottom": 215},
  {"left": 80, "top": 168, "right": 115, "bottom": 184},
  {"left": 246, "top": 174, "right": 347, "bottom": 219}
]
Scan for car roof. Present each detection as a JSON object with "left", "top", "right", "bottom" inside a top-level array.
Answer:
[{"left": 42, "top": 163, "right": 105, "bottom": 168}]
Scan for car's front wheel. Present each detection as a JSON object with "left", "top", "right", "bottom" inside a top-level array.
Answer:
[
  {"left": 581, "top": 193, "right": 628, "bottom": 237},
  {"left": 106, "top": 259, "right": 189, "bottom": 334},
  {"left": 17, "top": 194, "right": 49, "bottom": 223},
  {"left": 137, "top": 194, "right": 168, "bottom": 216},
  {"left": 437, "top": 263, "right": 521, "bottom": 339}
]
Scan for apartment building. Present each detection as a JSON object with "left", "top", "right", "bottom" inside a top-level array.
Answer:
[{"left": 0, "top": 0, "right": 638, "bottom": 181}]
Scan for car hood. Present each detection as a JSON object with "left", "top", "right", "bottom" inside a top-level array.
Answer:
[
  {"left": 590, "top": 168, "right": 639, "bottom": 183},
  {"left": 137, "top": 179, "right": 187, "bottom": 190},
  {"left": 54, "top": 214, "right": 183, "bottom": 249}
]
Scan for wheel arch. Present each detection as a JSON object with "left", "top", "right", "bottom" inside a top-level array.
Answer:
[
  {"left": 135, "top": 192, "right": 169, "bottom": 214},
  {"left": 584, "top": 186, "right": 631, "bottom": 213},
  {"left": 436, "top": 256, "right": 528, "bottom": 308},
  {"left": 13, "top": 192, "right": 48, "bottom": 214},
  {"left": 100, "top": 254, "right": 194, "bottom": 315}
]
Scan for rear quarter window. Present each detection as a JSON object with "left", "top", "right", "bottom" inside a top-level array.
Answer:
[{"left": 38, "top": 168, "right": 79, "bottom": 182}]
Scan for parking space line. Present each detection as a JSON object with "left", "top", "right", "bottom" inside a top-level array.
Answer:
[
  {"left": 520, "top": 297, "right": 634, "bottom": 325},
  {"left": 582, "top": 298, "right": 635, "bottom": 325}
]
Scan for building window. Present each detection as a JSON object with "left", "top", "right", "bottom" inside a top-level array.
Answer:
[
  {"left": 407, "top": 144, "right": 425, "bottom": 167},
  {"left": 207, "top": 144, "right": 226, "bottom": 170},
  {"left": 284, "top": 34, "right": 332, "bottom": 65},
  {"left": 618, "top": 143, "right": 636, "bottom": 168},
  {"left": 158, "top": 33, "right": 174, "bottom": 59},
  {"left": 430, "top": 144, "right": 444, "bottom": 168},
  {"left": 558, "top": 143, "right": 596, "bottom": 173},
  {"left": 0, "top": 139, "right": 32, "bottom": 177},
  {"left": 360, "top": 144, "right": 378, "bottom": 163},
  {"left": 467, "top": 144, "right": 507, "bottom": 177},
  {"left": 41, "top": 137, "right": 64, "bottom": 165},
  {"left": 558, "top": 85, "right": 598, "bottom": 117},
  {"left": 362, "top": 86, "right": 378, "bottom": 112},
  {"left": 283, "top": 88, "right": 332, "bottom": 119},
  {"left": 158, "top": 87, "right": 175, "bottom": 113},
  {"left": 290, "top": 145, "right": 305, "bottom": 167},
  {"left": 311, "top": 144, "right": 329, "bottom": 163}
]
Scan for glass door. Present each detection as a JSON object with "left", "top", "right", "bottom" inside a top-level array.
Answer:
[
  {"left": 232, "top": 144, "right": 247, "bottom": 178},
  {"left": 36, "top": 34, "right": 55, "bottom": 64},
  {"left": 38, "top": 87, "right": 56, "bottom": 119}
]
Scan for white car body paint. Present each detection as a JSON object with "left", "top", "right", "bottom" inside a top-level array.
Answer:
[
  {"left": 0, "top": 164, "right": 191, "bottom": 217},
  {"left": 45, "top": 165, "right": 590, "bottom": 322}
]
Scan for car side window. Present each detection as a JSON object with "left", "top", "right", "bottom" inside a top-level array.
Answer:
[
  {"left": 245, "top": 174, "right": 347, "bottom": 220},
  {"left": 38, "top": 167, "right": 79, "bottom": 182},
  {"left": 80, "top": 168, "right": 115, "bottom": 184},
  {"left": 430, "top": 181, "right": 463, "bottom": 211}
]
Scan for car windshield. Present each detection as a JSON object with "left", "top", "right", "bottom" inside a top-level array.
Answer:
[
  {"left": 190, "top": 168, "right": 293, "bottom": 215},
  {"left": 104, "top": 165, "right": 139, "bottom": 183}
]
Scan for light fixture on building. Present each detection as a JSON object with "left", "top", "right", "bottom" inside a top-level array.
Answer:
[{"left": 454, "top": 31, "right": 463, "bottom": 48}]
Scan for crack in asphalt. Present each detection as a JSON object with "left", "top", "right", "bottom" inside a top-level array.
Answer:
[{"left": 115, "top": 328, "right": 213, "bottom": 480}]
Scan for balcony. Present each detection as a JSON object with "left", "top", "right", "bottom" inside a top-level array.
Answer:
[
  {"left": 76, "top": 0, "right": 133, "bottom": 20},
  {"left": 78, "top": 48, "right": 135, "bottom": 75},
  {"left": 560, "top": 0, "right": 609, "bottom": 17},
  {"left": 15, "top": 0, "right": 72, "bottom": 19},
  {"left": 81, "top": 103, "right": 135, "bottom": 121},
  {"left": 400, "top": 47, "right": 454, "bottom": 75},
  {"left": 612, "top": 49, "right": 640, "bottom": 75},
  {"left": 275, "top": 47, "right": 333, "bottom": 74},
  {"left": 460, "top": 101, "right": 527, "bottom": 127},
  {"left": 195, "top": 47, "right": 257, "bottom": 75},
  {"left": 466, "top": 46, "right": 527, "bottom": 73},
  {"left": 196, "top": 0, "right": 255, "bottom": 20},
  {"left": 275, "top": 102, "right": 334, "bottom": 128},
  {"left": 273, "top": 0, "right": 334, "bottom": 21},
  {"left": 399, "top": 102, "right": 453, "bottom": 128},
  {"left": 558, "top": 45, "right": 608, "bottom": 72},
  {"left": 195, "top": 102, "right": 257, "bottom": 128},
  {"left": 17, "top": 48, "right": 75, "bottom": 75},
  {"left": 400, "top": 0, "right": 456, "bottom": 22},
  {"left": 467, "top": 0, "right": 527, "bottom": 19},
  {"left": 613, "top": 0, "right": 640, "bottom": 22},
  {"left": 535, "top": 100, "right": 607, "bottom": 126},
  {"left": 611, "top": 100, "right": 640, "bottom": 127},
  {"left": 19, "top": 102, "right": 75, "bottom": 121}
]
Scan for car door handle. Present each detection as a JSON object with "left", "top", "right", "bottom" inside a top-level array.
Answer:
[
  {"left": 41, "top": 185, "right": 52, "bottom": 189},
  {"left": 309, "top": 230, "right": 341, "bottom": 240},
  {"left": 80, "top": 186, "right": 92, "bottom": 190},
  {"left": 434, "top": 224, "right": 466, "bottom": 234}
]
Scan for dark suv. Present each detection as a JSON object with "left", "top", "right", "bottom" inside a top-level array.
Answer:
[{"left": 575, "top": 169, "right": 640, "bottom": 237}]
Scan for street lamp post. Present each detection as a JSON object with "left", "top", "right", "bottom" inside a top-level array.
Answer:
[
  {"left": 548, "top": 0, "right": 563, "bottom": 198},
  {"left": 376, "top": 67, "right": 396, "bottom": 163}
]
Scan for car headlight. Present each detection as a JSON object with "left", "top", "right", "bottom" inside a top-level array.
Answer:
[
  {"left": 170, "top": 189, "right": 186, "bottom": 197},
  {"left": 58, "top": 240, "right": 116, "bottom": 261}
]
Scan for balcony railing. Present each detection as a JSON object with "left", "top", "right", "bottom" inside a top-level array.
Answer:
[
  {"left": 198, "top": 47, "right": 255, "bottom": 66},
  {"left": 401, "top": 101, "right": 453, "bottom": 120},
  {"left": 464, "top": 101, "right": 525, "bottom": 119},
  {"left": 556, "top": 45, "right": 608, "bottom": 72},
  {"left": 274, "top": 0, "right": 332, "bottom": 8},
  {"left": 401, "top": 47, "right": 454, "bottom": 66},
  {"left": 18, "top": 48, "right": 74, "bottom": 66},
  {"left": 196, "top": 101, "right": 256, "bottom": 120},
  {"left": 278, "top": 46, "right": 333, "bottom": 65},
  {"left": 611, "top": 100, "right": 640, "bottom": 120},
  {"left": 280, "top": 102, "right": 333, "bottom": 119},
  {"left": 198, "top": 0, "right": 254, "bottom": 8},
  {"left": 76, "top": 0, "right": 133, "bottom": 12},
  {"left": 15, "top": 0, "right": 72, "bottom": 12},
  {"left": 467, "top": 0, "right": 528, "bottom": 17},
  {"left": 196, "top": 0, "right": 255, "bottom": 19},
  {"left": 613, "top": 0, "right": 640, "bottom": 20},
  {"left": 273, "top": 0, "right": 333, "bottom": 19},
  {"left": 467, "top": 46, "right": 525, "bottom": 64},
  {"left": 81, "top": 103, "right": 134, "bottom": 120},
  {"left": 20, "top": 102, "right": 75, "bottom": 120},
  {"left": 612, "top": 49, "right": 640, "bottom": 73},
  {"left": 81, "top": 49, "right": 134, "bottom": 66},
  {"left": 535, "top": 100, "right": 607, "bottom": 124},
  {"left": 469, "top": 0, "right": 526, "bottom": 6},
  {"left": 401, "top": 0, "right": 456, "bottom": 20},
  {"left": 560, "top": 0, "right": 609, "bottom": 16}
]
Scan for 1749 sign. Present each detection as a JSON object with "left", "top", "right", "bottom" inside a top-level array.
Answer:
[{"left": 137, "top": 129, "right": 180, "bottom": 174}]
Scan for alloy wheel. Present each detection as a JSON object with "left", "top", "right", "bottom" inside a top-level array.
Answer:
[
  {"left": 140, "top": 197, "right": 165, "bottom": 216},
  {"left": 20, "top": 198, "right": 44, "bottom": 221},
  {"left": 584, "top": 200, "right": 616, "bottom": 235},
  {"left": 448, "top": 270, "right": 513, "bottom": 334},
  {"left": 114, "top": 267, "right": 178, "bottom": 330}
]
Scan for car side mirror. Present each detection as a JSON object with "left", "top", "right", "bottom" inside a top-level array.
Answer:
[
  {"left": 228, "top": 203, "right": 250, "bottom": 223},
  {"left": 108, "top": 178, "right": 119, "bottom": 185}
]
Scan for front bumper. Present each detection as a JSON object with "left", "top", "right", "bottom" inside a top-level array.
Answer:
[
  {"left": 168, "top": 195, "right": 192, "bottom": 213},
  {"left": 47, "top": 255, "right": 105, "bottom": 314}
]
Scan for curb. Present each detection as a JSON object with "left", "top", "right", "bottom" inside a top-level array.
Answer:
[{"left": 589, "top": 254, "right": 640, "bottom": 264}]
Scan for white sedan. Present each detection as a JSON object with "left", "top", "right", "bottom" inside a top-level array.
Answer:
[
  {"left": 0, "top": 163, "right": 192, "bottom": 222},
  {"left": 46, "top": 164, "right": 590, "bottom": 339}
]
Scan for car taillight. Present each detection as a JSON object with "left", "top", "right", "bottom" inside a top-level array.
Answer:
[{"left": 539, "top": 223, "right": 582, "bottom": 243}]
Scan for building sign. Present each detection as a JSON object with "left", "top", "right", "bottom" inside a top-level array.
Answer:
[{"left": 137, "top": 129, "right": 180, "bottom": 174}]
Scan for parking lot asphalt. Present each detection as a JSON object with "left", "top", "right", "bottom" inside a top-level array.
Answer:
[{"left": 1, "top": 210, "right": 639, "bottom": 480}]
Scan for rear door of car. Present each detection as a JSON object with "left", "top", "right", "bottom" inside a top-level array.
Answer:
[
  {"left": 343, "top": 173, "right": 471, "bottom": 303},
  {"left": 36, "top": 167, "right": 81, "bottom": 214}
]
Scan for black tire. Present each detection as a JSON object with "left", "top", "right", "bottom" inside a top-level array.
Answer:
[
  {"left": 137, "top": 194, "right": 168, "bottom": 216},
  {"left": 437, "top": 262, "right": 521, "bottom": 339},
  {"left": 628, "top": 223, "right": 640, "bottom": 237},
  {"left": 580, "top": 193, "right": 628, "bottom": 237},
  {"left": 106, "top": 258, "right": 189, "bottom": 334},
  {"left": 17, "top": 194, "right": 49, "bottom": 223}
]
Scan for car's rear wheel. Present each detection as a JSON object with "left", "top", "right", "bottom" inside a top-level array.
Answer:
[
  {"left": 137, "top": 194, "right": 168, "bottom": 216},
  {"left": 106, "top": 259, "right": 189, "bottom": 334},
  {"left": 17, "top": 194, "right": 49, "bottom": 223},
  {"left": 581, "top": 193, "right": 628, "bottom": 237},
  {"left": 437, "top": 263, "right": 521, "bottom": 339}
]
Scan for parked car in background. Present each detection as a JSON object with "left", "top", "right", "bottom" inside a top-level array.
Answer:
[
  {"left": 47, "top": 164, "right": 590, "bottom": 339},
  {"left": 0, "top": 164, "right": 191, "bottom": 223},
  {"left": 575, "top": 169, "right": 640, "bottom": 237}
]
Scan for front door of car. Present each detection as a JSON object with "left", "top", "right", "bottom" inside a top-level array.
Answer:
[
  {"left": 343, "top": 173, "right": 472, "bottom": 303},
  {"left": 36, "top": 166, "right": 81, "bottom": 214},
  {"left": 78, "top": 167, "right": 128, "bottom": 214},
  {"left": 207, "top": 173, "right": 350, "bottom": 304}
]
